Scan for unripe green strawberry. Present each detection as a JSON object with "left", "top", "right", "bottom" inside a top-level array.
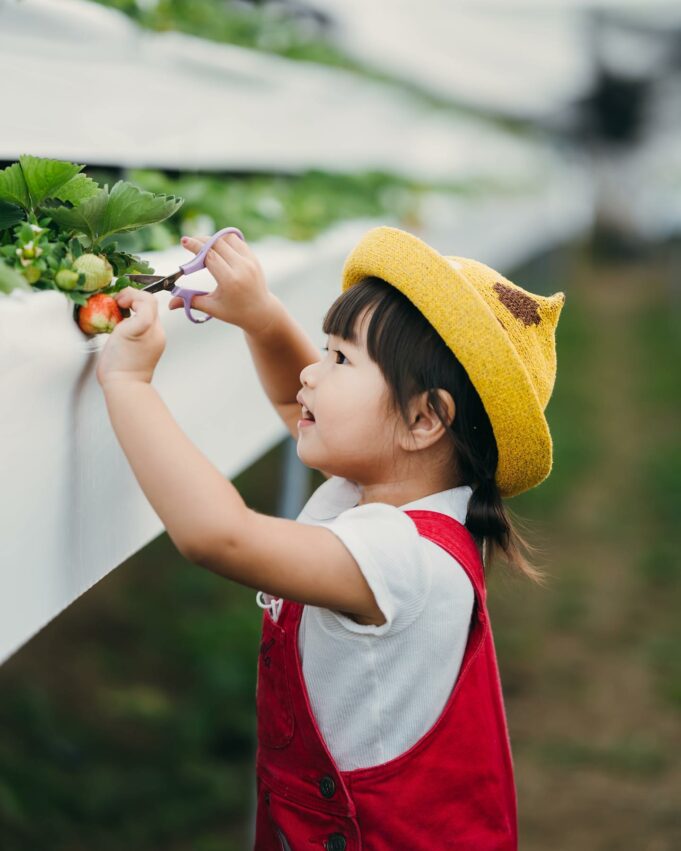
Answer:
[
  {"left": 73, "top": 253, "right": 113, "bottom": 292},
  {"left": 55, "top": 268, "right": 80, "bottom": 290},
  {"left": 22, "top": 265, "right": 41, "bottom": 284},
  {"left": 77, "top": 293, "right": 127, "bottom": 335},
  {"left": 16, "top": 241, "right": 42, "bottom": 265}
]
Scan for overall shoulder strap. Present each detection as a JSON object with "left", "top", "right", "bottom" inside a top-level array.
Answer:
[{"left": 403, "top": 509, "right": 487, "bottom": 605}]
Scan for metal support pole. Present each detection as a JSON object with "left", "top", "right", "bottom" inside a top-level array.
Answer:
[{"left": 277, "top": 435, "right": 311, "bottom": 520}]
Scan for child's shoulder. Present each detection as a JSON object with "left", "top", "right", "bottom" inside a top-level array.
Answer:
[{"left": 297, "top": 475, "right": 361, "bottom": 523}]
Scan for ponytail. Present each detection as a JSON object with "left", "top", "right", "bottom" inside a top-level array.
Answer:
[
  {"left": 427, "top": 389, "right": 546, "bottom": 585},
  {"left": 465, "top": 474, "right": 546, "bottom": 585}
]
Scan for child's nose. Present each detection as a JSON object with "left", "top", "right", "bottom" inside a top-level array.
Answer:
[{"left": 300, "top": 361, "right": 317, "bottom": 385}]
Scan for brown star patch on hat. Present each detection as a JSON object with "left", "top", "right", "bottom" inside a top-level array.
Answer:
[{"left": 493, "top": 282, "right": 541, "bottom": 326}]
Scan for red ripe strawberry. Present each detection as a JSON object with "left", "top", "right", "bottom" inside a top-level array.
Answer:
[{"left": 76, "top": 293, "right": 129, "bottom": 335}]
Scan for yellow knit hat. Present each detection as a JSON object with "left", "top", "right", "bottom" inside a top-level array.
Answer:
[{"left": 341, "top": 226, "right": 566, "bottom": 498}]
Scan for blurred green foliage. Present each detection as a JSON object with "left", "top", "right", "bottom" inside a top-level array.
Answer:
[
  {"left": 92, "top": 0, "right": 365, "bottom": 69},
  {"left": 534, "top": 736, "right": 671, "bottom": 776},
  {"left": 485, "top": 239, "right": 681, "bottom": 847},
  {"left": 82, "top": 166, "right": 524, "bottom": 254},
  {"left": 0, "top": 442, "right": 306, "bottom": 849},
  {"left": 633, "top": 294, "right": 681, "bottom": 713}
]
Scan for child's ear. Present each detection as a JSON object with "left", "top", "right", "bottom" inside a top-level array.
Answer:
[
  {"left": 402, "top": 389, "right": 455, "bottom": 450},
  {"left": 435, "top": 389, "right": 456, "bottom": 429},
  {"left": 414, "top": 389, "right": 455, "bottom": 426}
]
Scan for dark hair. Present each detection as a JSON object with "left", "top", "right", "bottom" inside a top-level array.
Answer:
[{"left": 322, "top": 276, "right": 545, "bottom": 584}]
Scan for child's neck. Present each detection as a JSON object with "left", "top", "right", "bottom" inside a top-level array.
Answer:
[{"left": 355, "top": 473, "right": 464, "bottom": 508}]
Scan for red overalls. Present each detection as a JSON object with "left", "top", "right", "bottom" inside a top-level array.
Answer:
[{"left": 254, "top": 510, "right": 518, "bottom": 850}]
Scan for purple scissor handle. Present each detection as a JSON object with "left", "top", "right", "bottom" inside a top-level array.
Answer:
[{"left": 127, "top": 226, "right": 245, "bottom": 323}]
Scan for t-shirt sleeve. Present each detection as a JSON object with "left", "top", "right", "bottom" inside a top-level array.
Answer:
[{"left": 321, "top": 503, "right": 432, "bottom": 637}]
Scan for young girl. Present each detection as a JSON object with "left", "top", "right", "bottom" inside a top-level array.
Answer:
[{"left": 97, "top": 225, "right": 565, "bottom": 850}]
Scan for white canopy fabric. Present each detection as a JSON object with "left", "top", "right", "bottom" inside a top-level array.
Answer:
[
  {"left": 3, "top": 0, "right": 677, "bottom": 240},
  {"left": 0, "top": 0, "right": 562, "bottom": 184},
  {"left": 305, "top": 0, "right": 681, "bottom": 238},
  {"left": 309, "top": 0, "right": 681, "bottom": 118},
  {"left": 310, "top": 0, "right": 591, "bottom": 121},
  {"left": 0, "top": 163, "right": 594, "bottom": 665}
]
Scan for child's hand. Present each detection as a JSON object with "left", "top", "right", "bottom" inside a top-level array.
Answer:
[
  {"left": 170, "top": 232, "right": 276, "bottom": 334},
  {"left": 96, "top": 288, "right": 166, "bottom": 388}
]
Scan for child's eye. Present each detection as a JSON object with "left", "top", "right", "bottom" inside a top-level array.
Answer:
[{"left": 321, "top": 346, "right": 347, "bottom": 365}]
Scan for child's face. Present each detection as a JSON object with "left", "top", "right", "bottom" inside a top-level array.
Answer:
[{"left": 297, "top": 307, "right": 398, "bottom": 484}]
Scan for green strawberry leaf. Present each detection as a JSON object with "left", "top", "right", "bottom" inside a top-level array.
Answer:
[
  {"left": 0, "top": 156, "right": 95, "bottom": 217},
  {"left": 110, "top": 275, "right": 135, "bottom": 292},
  {"left": 65, "top": 290, "right": 90, "bottom": 307},
  {"left": 19, "top": 155, "right": 84, "bottom": 208},
  {"left": 47, "top": 189, "right": 110, "bottom": 244},
  {"left": 52, "top": 173, "right": 101, "bottom": 206},
  {"left": 68, "top": 237, "right": 85, "bottom": 259},
  {"left": 48, "top": 181, "right": 183, "bottom": 247},
  {"left": 107, "top": 250, "right": 155, "bottom": 277},
  {"left": 0, "top": 199, "right": 24, "bottom": 231},
  {"left": 17, "top": 222, "right": 36, "bottom": 243},
  {"left": 99, "top": 181, "right": 183, "bottom": 240},
  {"left": 0, "top": 163, "right": 31, "bottom": 211},
  {"left": 0, "top": 259, "right": 32, "bottom": 294}
]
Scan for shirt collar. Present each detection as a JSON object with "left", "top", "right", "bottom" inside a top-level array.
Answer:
[
  {"left": 399, "top": 485, "right": 473, "bottom": 526},
  {"left": 299, "top": 476, "right": 472, "bottom": 525}
]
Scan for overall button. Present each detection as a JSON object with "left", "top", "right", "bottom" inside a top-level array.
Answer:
[
  {"left": 326, "top": 834, "right": 346, "bottom": 851},
  {"left": 319, "top": 775, "right": 336, "bottom": 798}
]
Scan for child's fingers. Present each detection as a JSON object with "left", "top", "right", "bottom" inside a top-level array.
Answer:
[
  {"left": 203, "top": 243, "right": 236, "bottom": 281},
  {"left": 180, "top": 234, "right": 236, "bottom": 275},
  {"left": 181, "top": 232, "right": 250, "bottom": 262},
  {"left": 180, "top": 236, "right": 204, "bottom": 254},
  {"left": 114, "top": 286, "right": 156, "bottom": 312},
  {"left": 217, "top": 230, "right": 249, "bottom": 257},
  {"left": 113, "top": 287, "right": 157, "bottom": 337}
]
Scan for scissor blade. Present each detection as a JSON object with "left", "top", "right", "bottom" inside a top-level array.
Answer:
[
  {"left": 127, "top": 274, "right": 164, "bottom": 290},
  {"left": 128, "top": 270, "right": 183, "bottom": 293}
]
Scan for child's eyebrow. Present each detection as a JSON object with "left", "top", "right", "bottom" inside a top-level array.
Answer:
[{"left": 327, "top": 332, "right": 360, "bottom": 348}]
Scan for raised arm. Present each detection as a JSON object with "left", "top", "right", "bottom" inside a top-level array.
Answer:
[
  {"left": 175, "top": 232, "right": 330, "bottom": 475},
  {"left": 244, "top": 294, "right": 322, "bottom": 443}
]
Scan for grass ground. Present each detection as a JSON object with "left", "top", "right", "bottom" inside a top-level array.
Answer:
[
  {"left": 0, "top": 236, "right": 678, "bottom": 849},
  {"left": 490, "top": 237, "right": 681, "bottom": 849}
]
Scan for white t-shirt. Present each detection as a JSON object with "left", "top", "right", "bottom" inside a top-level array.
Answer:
[{"left": 256, "top": 475, "right": 475, "bottom": 772}]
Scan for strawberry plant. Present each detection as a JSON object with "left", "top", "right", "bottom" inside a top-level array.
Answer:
[{"left": 0, "top": 155, "right": 184, "bottom": 314}]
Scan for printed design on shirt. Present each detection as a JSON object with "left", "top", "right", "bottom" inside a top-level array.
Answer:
[
  {"left": 493, "top": 281, "right": 541, "bottom": 326},
  {"left": 260, "top": 637, "right": 275, "bottom": 668}
]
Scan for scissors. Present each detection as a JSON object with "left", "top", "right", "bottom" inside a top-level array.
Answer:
[{"left": 127, "top": 226, "right": 245, "bottom": 324}]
